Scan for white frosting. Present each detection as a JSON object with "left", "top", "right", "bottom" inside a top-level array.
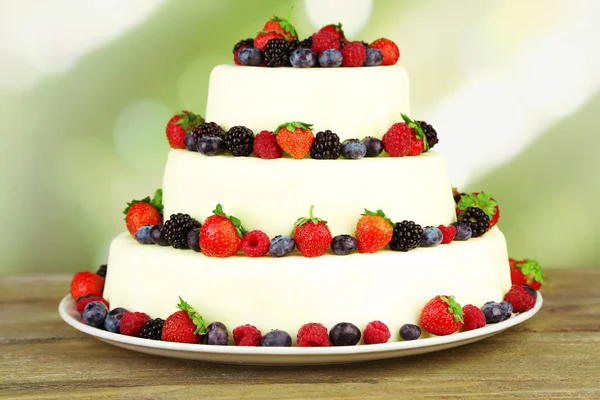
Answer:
[
  {"left": 162, "top": 150, "right": 458, "bottom": 237},
  {"left": 103, "top": 228, "right": 511, "bottom": 342},
  {"left": 205, "top": 65, "right": 410, "bottom": 142}
]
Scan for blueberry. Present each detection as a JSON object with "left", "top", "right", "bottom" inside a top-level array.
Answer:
[
  {"left": 197, "top": 135, "right": 227, "bottom": 156},
  {"left": 290, "top": 48, "right": 317, "bottom": 68},
  {"left": 364, "top": 48, "right": 383, "bottom": 66},
  {"left": 82, "top": 301, "right": 108, "bottom": 328},
  {"left": 329, "top": 322, "right": 361, "bottom": 346},
  {"left": 187, "top": 227, "right": 201, "bottom": 252},
  {"left": 207, "top": 321, "right": 229, "bottom": 345},
  {"left": 521, "top": 284, "right": 538, "bottom": 299},
  {"left": 362, "top": 137, "right": 384, "bottom": 157},
  {"left": 451, "top": 222, "right": 472, "bottom": 241},
  {"left": 261, "top": 330, "right": 292, "bottom": 347},
  {"left": 239, "top": 48, "right": 263, "bottom": 67},
  {"left": 104, "top": 307, "right": 128, "bottom": 333},
  {"left": 399, "top": 324, "right": 421, "bottom": 341},
  {"left": 341, "top": 139, "right": 367, "bottom": 159},
  {"left": 318, "top": 49, "right": 343, "bottom": 67},
  {"left": 420, "top": 226, "right": 443, "bottom": 247},
  {"left": 150, "top": 224, "right": 169, "bottom": 246},
  {"left": 135, "top": 225, "right": 153, "bottom": 244},
  {"left": 331, "top": 235, "right": 357, "bottom": 255},
  {"left": 269, "top": 235, "right": 296, "bottom": 257},
  {"left": 499, "top": 301, "right": 513, "bottom": 321},
  {"left": 184, "top": 133, "right": 196, "bottom": 151},
  {"left": 481, "top": 301, "right": 504, "bottom": 324}
]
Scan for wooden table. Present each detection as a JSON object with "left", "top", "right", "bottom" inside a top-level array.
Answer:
[{"left": 1, "top": 270, "right": 599, "bottom": 399}]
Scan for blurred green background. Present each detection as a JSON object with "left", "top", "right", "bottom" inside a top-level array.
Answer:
[{"left": 1, "top": 0, "right": 599, "bottom": 275}]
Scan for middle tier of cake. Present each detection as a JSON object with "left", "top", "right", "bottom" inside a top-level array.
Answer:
[{"left": 162, "top": 150, "right": 457, "bottom": 237}]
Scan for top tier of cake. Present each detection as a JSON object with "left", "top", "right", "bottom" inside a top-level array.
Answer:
[{"left": 205, "top": 65, "right": 410, "bottom": 141}]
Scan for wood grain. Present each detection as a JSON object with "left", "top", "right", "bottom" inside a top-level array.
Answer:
[{"left": 1, "top": 270, "right": 599, "bottom": 399}]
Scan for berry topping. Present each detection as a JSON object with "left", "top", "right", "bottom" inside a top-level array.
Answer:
[
  {"left": 207, "top": 321, "right": 229, "bottom": 345},
  {"left": 275, "top": 121, "right": 314, "bottom": 159},
  {"left": 76, "top": 295, "right": 109, "bottom": 315},
  {"left": 290, "top": 37, "right": 313, "bottom": 51},
  {"left": 364, "top": 48, "right": 383, "bottom": 66},
  {"left": 269, "top": 235, "right": 296, "bottom": 257},
  {"left": 362, "top": 137, "right": 384, "bottom": 157},
  {"left": 457, "top": 192, "right": 500, "bottom": 231},
  {"left": 82, "top": 301, "right": 108, "bottom": 328},
  {"left": 420, "top": 226, "right": 443, "bottom": 247},
  {"left": 389, "top": 220, "right": 423, "bottom": 252},
  {"left": 149, "top": 224, "right": 169, "bottom": 246},
  {"left": 355, "top": 209, "right": 394, "bottom": 253},
  {"left": 297, "top": 323, "right": 332, "bottom": 347},
  {"left": 481, "top": 301, "right": 505, "bottom": 324},
  {"left": 400, "top": 114, "right": 430, "bottom": 156},
  {"left": 254, "top": 31, "right": 287, "bottom": 52},
  {"left": 123, "top": 189, "right": 163, "bottom": 236},
  {"left": 261, "top": 330, "right": 292, "bottom": 347},
  {"left": 499, "top": 301, "right": 513, "bottom": 321},
  {"left": 503, "top": 284, "right": 537, "bottom": 313},
  {"left": 162, "top": 297, "right": 207, "bottom": 344},
  {"left": 318, "top": 49, "right": 343, "bottom": 67},
  {"left": 318, "top": 23, "right": 345, "bottom": 40},
  {"left": 163, "top": 213, "right": 201, "bottom": 249},
  {"left": 200, "top": 204, "right": 247, "bottom": 258},
  {"left": 310, "top": 130, "right": 342, "bottom": 159},
  {"left": 341, "top": 41, "right": 367, "bottom": 67},
  {"left": 233, "top": 38, "right": 254, "bottom": 65},
  {"left": 184, "top": 133, "right": 196, "bottom": 151},
  {"left": 70, "top": 272, "right": 105, "bottom": 300},
  {"left": 420, "top": 295, "right": 464, "bottom": 336},
  {"left": 96, "top": 264, "right": 107, "bottom": 278},
  {"left": 458, "top": 207, "right": 490, "bottom": 238},
  {"left": 120, "top": 311, "right": 151, "bottom": 337},
  {"left": 241, "top": 230, "right": 270, "bottom": 257},
  {"left": 329, "top": 322, "right": 361, "bottom": 346},
  {"left": 233, "top": 324, "right": 262, "bottom": 346},
  {"left": 197, "top": 135, "right": 227, "bottom": 156},
  {"left": 224, "top": 126, "right": 254, "bottom": 157},
  {"left": 311, "top": 31, "right": 341, "bottom": 55},
  {"left": 139, "top": 318, "right": 165, "bottom": 340},
  {"left": 363, "top": 321, "right": 391, "bottom": 344},
  {"left": 382, "top": 122, "right": 411, "bottom": 157},
  {"left": 239, "top": 48, "right": 264, "bottom": 66},
  {"left": 417, "top": 120, "right": 439, "bottom": 150},
  {"left": 263, "top": 7, "right": 298, "bottom": 41},
  {"left": 451, "top": 222, "right": 472, "bottom": 241},
  {"left": 135, "top": 225, "right": 153, "bottom": 244},
  {"left": 166, "top": 111, "right": 204, "bottom": 149},
  {"left": 368, "top": 38, "right": 400, "bottom": 66},
  {"left": 192, "top": 121, "right": 225, "bottom": 142},
  {"left": 462, "top": 304, "right": 486, "bottom": 331},
  {"left": 341, "top": 139, "right": 367, "bottom": 159},
  {"left": 104, "top": 307, "right": 128, "bottom": 333},
  {"left": 290, "top": 48, "right": 317, "bottom": 68},
  {"left": 187, "top": 227, "right": 201, "bottom": 252},
  {"left": 264, "top": 38, "right": 292, "bottom": 67},
  {"left": 510, "top": 259, "right": 544, "bottom": 290},
  {"left": 330, "top": 234, "right": 358, "bottom": 255},
  {"left": 293, "top": 205, "right": 332, "bottom": 257},
  {"left": 253, "top": 130, "right": 283, "bottom": 159},
  {"left": 399, "top": 324, "right": 421, "bottom": 341},
  {"left": 437, "top": 225, "right": 457, "bottom": 244}
]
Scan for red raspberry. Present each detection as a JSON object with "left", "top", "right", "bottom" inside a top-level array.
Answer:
[
  {"left": 363, "top": 320, "right": 391, "bottom": 344},
  {"left": 503, "top": 284, "right": 537, "bottom": 313},
  {"left": 120, "top": 312, "right": 150, "bottom": 336},
  {"left": 438, "top": 225, "right": 457, "bottom": 244},
  {"left": 297, "top": 323, "right": 331, "bottom": 347},
  {"left": 382, "top": 123, "right": 412, "bottom": 157},
  {"left": 253, "top": 130, "right": 283, "bottom": 159},
  {"left": 76, "top": 295, "right": 109, "bottom": 314},
  {"left": 369, "top": 38, "right": 400, "bottom": 66},
  {"left": 341, "top": 41, "right": 366, "bottom": 67},
  {"left": 241, "top": 230, "right": 270, "bottom": 257},
  {"left": 462, "top": 304, "right": 486, "bottom": 331},
  {"left": 311, "top": 31, "right": 341, "bottom": 55},
  {"left": 233, "top": 324, "right": 262, "bottom": 346}
]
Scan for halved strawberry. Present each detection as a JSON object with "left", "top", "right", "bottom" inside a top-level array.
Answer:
[{"left": 456, "top": 191, "right": 500, "bottom": 230}]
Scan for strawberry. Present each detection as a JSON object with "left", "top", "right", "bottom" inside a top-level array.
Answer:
[
  {"left": 262, "top": 7, "right": 298, "bottom": 42},
  {"left": 456, "top": 191, "right": 500, "bottom": 230},
  {"left": 319, "top": 23, "right": 345, "bottom": 40},
  {"left": 368, "top": 38, "right": 400, "bottom": 66},
  {"left": 510, "top": 259, "right": 544, "bottom": 290},
  {"left": 311, "top": 31, "right": 341, "bottom": 55},
  {"left": 255, "top": 31, "right": 286, "bottom": 51},
  {"left": 420, "top": 295, "right": 464, "bottom": 336},
  {"left": 200, "top": 204, "right": 247, "bottom": 257},
  {"left": 123, "top": 189, "right": 163, "bottom": 236},
  {"left": 166, "top": 111, "right": 204, "bottom": 149},
  {"left": 70, "top": 272, "right": 105, "bottom": 300},
  {"left": 293, "top": 206, "right": 332, "bottom": 257},
  {"left": 274, "top": 121, "right": 314, "bottom": 159},
  {"left": 355, "top": 209, "right": 394, "bottom": 253},
  {"left": 399, "top": 114, "right": 429, "bottom": 156},
  {"left": 76, "top": 295, "right": 109, "bottom": 314},
  {"left": 161, "top": 297, "right": 207, "bottom": 344}
]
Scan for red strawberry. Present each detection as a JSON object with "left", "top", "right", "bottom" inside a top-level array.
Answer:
[
  {"left": 319, "top": 23, "right": 345, "bottom": 40},
  {"left": 311, "top": 31, "right": 341, "bottom": 55},
  {"left": 462, "top": 304, "right": 486, "bottom": 331},
  {"left": 368, "top": 38, "right": 400, "bottom": 66},
  {"left": 504, "top": 284, "right": 537, "bottom": 313},
  {"left": 120, "top": 311, "right": 150, "bottom": 336},
  {"left": 253, "top": 130, "right": 283, "bottom": 159},
  {"left": 510, "top": 259, "right": 544, "bottom": 290},
  {"left": 293, "top": 206, "right": 332, "bottom": 257},
  {"left": 255, "top": 31, "right": 286, "bottom": 51},
  {"left": 123, "top": 189, "right": 163, "bottom": 236},
  {"left": 274, "top": 121, "right": 314, "bottom": 159},
  {"left": 420, "top": 295, "right": 464, "bottom": 336},
  {"left": 262, "top": 7, "right": 298, "bottom": 42},
  {"left": 161, "top": 297, "right": 207, "bottom": 343},
  {"left": 355, "top": 209, "right": 394, "bottom": 253},
  {"left": 241, "top": 230, "right": 270, "bottom": 257},
  {"left": 437, "top": 225, "right": 457, "bottom": 244},
  {"left": 200, "top": 204, "right": 246, "bottom": 258},
  {"left": 166, "top": 111, "right": 204, "bottom": 149},
  {"left": 401, "top": 114, "right": 430, "bottom": 156},
  {"left": 340, "top": 41, "right": 367, "bottom": 67},
  {"left": 456, "top": 191, "right": 500, "bottom": 230},
  {"left": 75, "top": 294, "right": 109, "bottom": 314},
  {"left": 70, "top": 272, "right": 105, "bottom": 300}
]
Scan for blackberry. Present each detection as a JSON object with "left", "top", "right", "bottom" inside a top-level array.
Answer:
[
  {"left": 139, "top": 318, "right": 164, "bottom": 340},
  {"left": 458, "top": 207, "right": 489, "bottom": 237},
  {"left": 163, "top": 213, "right": 201, "bottom": 249},
  {"left": 264, "top": 38, "right": 291, "bottom": 67},
  {"left": 96, "top": 264, "right": 107, "bottom": 278},
  {"left": 310, "top": 130, "right": 341, "bottom": 159},
  {"left": 233, "top": 38, "right": 254, "bottom": 54},
  {"left": 418, "top": 121, "right": 439, "bottom": 151},
  {"left": 291, "top": 37, "right": 313, "bottom": 50},
  {"left": 224, "top": 126, "right": 254, "bottom": 156},
  {"left": 192, "top": 122, "right": 225, "bottom": 144},
  {"left": 389, "top": 220, "right": 423, "bottom": 251}
]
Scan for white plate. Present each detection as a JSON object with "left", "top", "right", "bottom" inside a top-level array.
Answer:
[{"left": 59, "top": 293, "right": 543, "bottom": 365}]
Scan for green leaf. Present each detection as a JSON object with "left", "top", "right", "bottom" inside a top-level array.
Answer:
[
  {"left": 175, "top": 111, "right": 204, "bottom": 132},
  {"left": 150, "top": 189, "right": 163, "bottom": 214},
  {"left": 213, "top": 203, "right": 224, "bottom": 216},
  {"left": 440, "top": 295, "right": 464, "bottom": 323},
  {"left": 518, "top": 259, "right": 544, "bottom": 284},
  {"left": 212, "top": 204, "right": 247, "bottom": 237},
  {"left": 362, "top": 208, "right": 393, "bottom": 227},
  {"left": 400, "top": 113, "right": 429, "bottom": 151},
  {"left": 274, "top": 121, "right": 313, "bottom": 134},
  {"left": 456, "top": 191, "right": 498, "bottom": 218},
  {"left": 177, "top": 296, "right": 207, "bottom": 335},
  {"left": 294, "top": 205, "right": 327, "bottom": 227}
]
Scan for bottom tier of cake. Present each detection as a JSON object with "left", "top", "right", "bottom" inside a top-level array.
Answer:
[{"left": 103, "top": 228, "right": 511, "bottom": 343}]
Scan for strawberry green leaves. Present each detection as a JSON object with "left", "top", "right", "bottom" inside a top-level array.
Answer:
[
  {"left": 177, "top": 296, "right": 208, "bottom": 335},
  {"left": 440, "top": 295, "right": 464, "bottom": 323},
  {"left": 274, "top": 121, "right": 313, "bottom": 134},
  {"left": 517, "top": 259, "right": 544, "bottom": 285},
  {"left": 363, "top": 208, "right": 394, "bottom": 228},
  {"left": 272, "top": 6, "right": 298, "bottom": 40},
  {"left": 457, "top": 192, "right": 498, "bottom": 218},
  {"left": 213, "top": 204, "right": 248, "bottom": 237},
  {"left": 295, "top": 205, "right": 328, "bottom": 227},
  {"left": 123, "top": 188, "right": 163, "bottom": 216},
  {"left": 401, "top": 113, "right": 429, "bottom": 151},
  {"left": 175, "top": 111, "right": 204, "bottom": 132}
]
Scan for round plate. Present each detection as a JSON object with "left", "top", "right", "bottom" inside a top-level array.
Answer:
[{"left": 59, "top": 293, "right": 542, "bottom": 366}]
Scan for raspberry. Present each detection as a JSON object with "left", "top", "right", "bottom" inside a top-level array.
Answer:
[
  {"left": 340, "top": 41, "right": 366, "bottom": 67},
  {"left": 437, "top": 225, "right": 457, "bottom": 244},
  {"left": 241, "top": 230, "right": 270, "bottom": 257},
  {"left": 462, "top": 304, "right": 486, "bottom": 331},
  {"left": 253, "top": 130, "right": 282, "bottom": 159},
  {"left": 233, "top": 324, "right": 262, "bottom": 346},
  {"left": 120, "top": 312, "right": 151, "bottom": 337},
  {"left": 297, "top": 323, "right": 331, "bottom": 347},
  {"left": 503, "top": 284, "right": 537, "bottom": 313},
  {"left": 382, "top": 123, "right": 412, "bottom": 157},
  {"left": 76, "top": 295, "right": 109, "bottom": 314},
  {"left": 363, "top": 321, "right": 391, "bottom": 344},
  {"left": 311, "top": 31, "right": 341, "bottom": 55}
]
